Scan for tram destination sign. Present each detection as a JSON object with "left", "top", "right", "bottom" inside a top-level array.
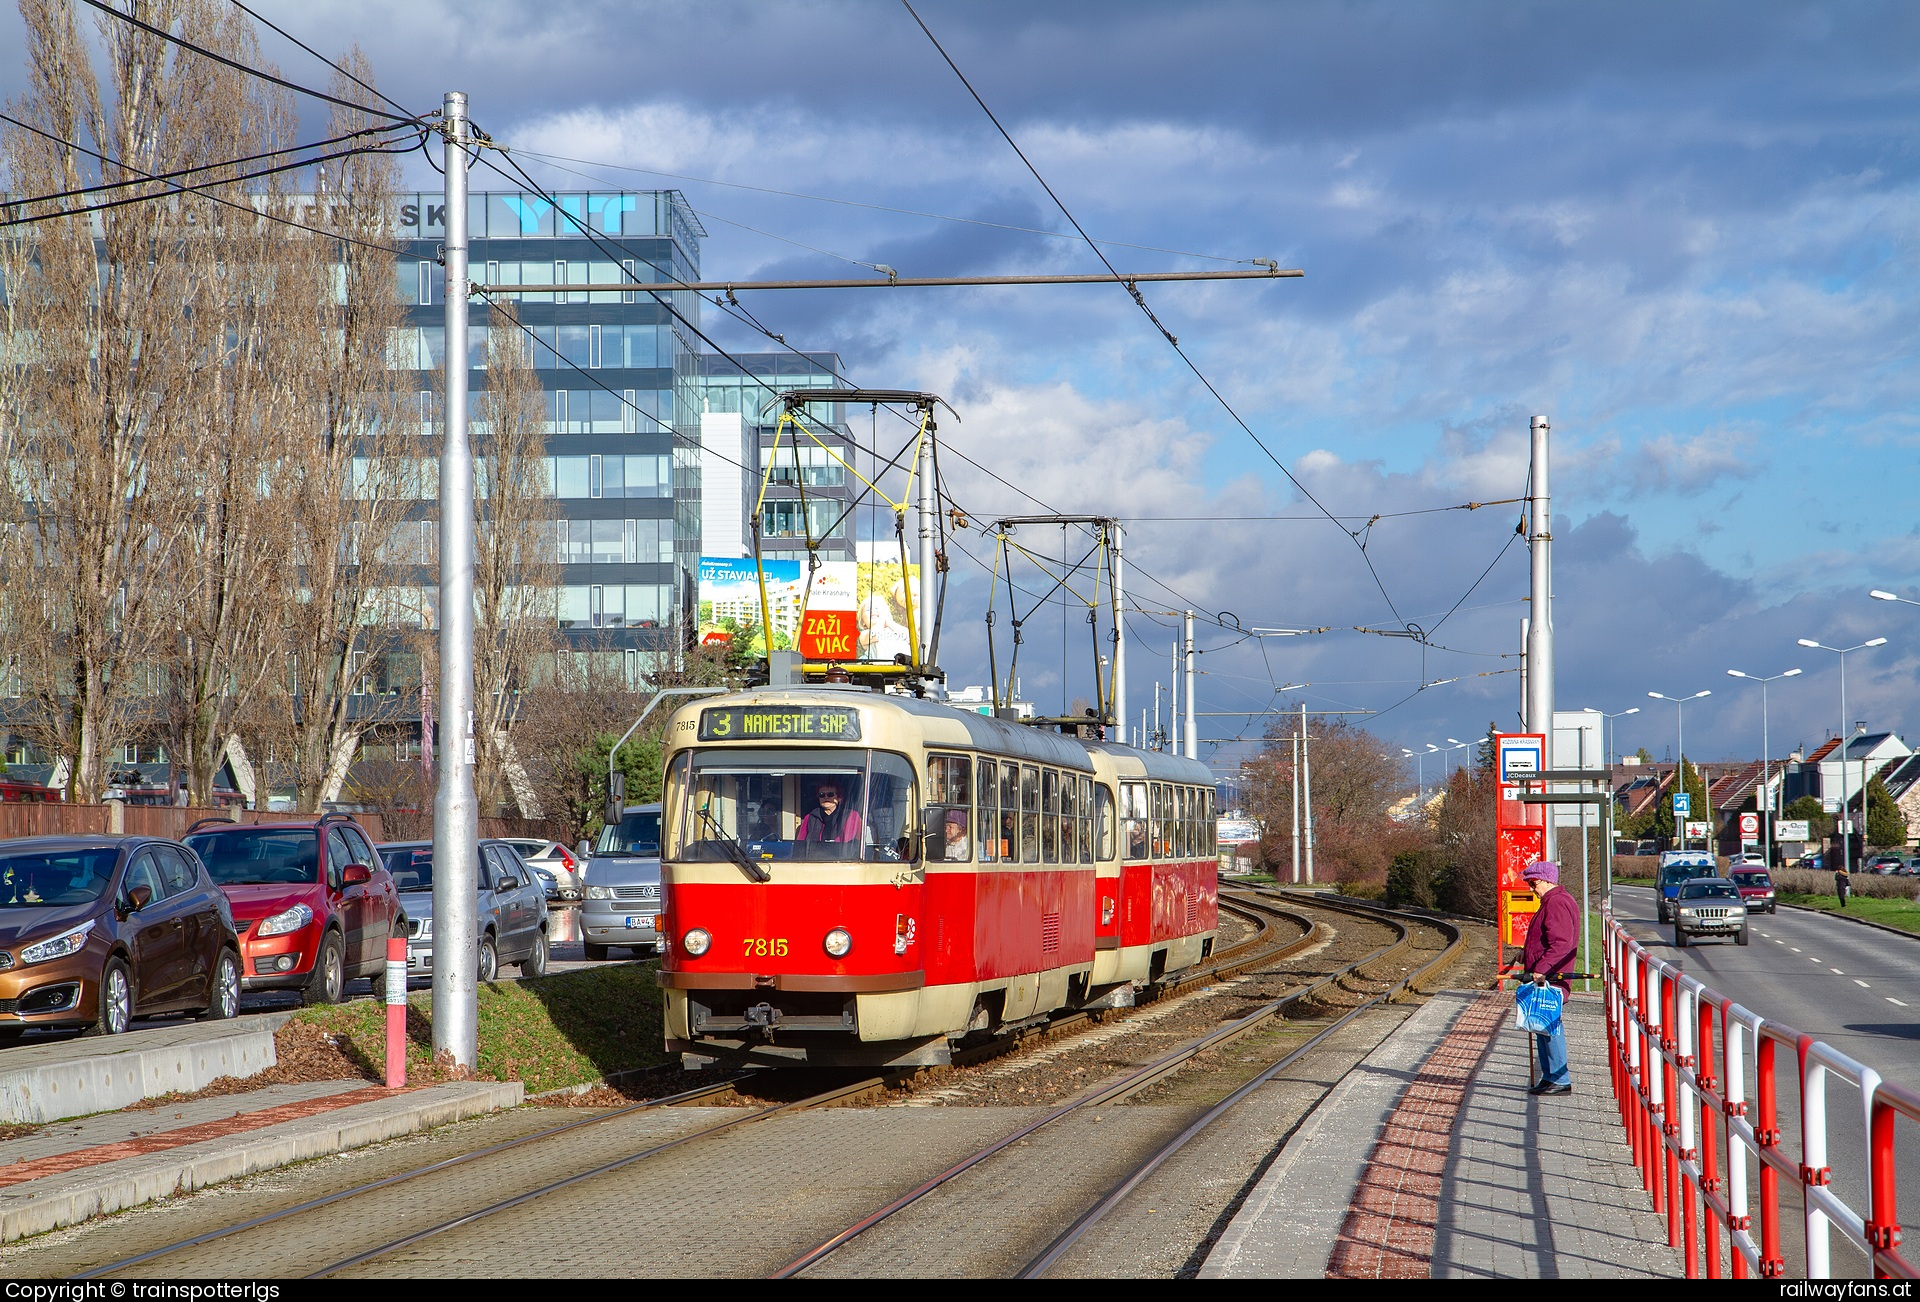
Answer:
[{"left": 699, "top": 705, "right": 862, "bottom": 742}]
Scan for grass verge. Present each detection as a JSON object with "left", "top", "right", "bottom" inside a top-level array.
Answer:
[
  {"left": 292, "top": 963, "right": 670, "bottom": 1094},
  {"left": 1778, "top": 892, "right": 1920, "bottom": 935}
]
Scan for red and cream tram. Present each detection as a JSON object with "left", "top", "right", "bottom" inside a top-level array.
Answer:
[{"left": 657, "top": 686, "right": 1218, "bottom": 1068}]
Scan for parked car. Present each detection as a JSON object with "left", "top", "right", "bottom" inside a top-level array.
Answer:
[
  {"left": 0, "top": 836, "right": 242, "bottom": 1038},
  {"left": 1656, "top": 850, "right": 1718, "bottom": 924},
  {"left": 377, "top": 840, "right": 550, "bottom": 981},
  {"left": 582, "top": 803, "right": 662, "bottom": 960},
  {"left": 499, "top": 839, "right": 582, "bottom": 899},
  {"left": 529, "top": 865, "right": 562, "bottom": 903},
  {"left": 184, "top": 814, "right": 399, "bottom": 1005},
  {"left": 1673, "top": 878, "right": 1749, "bottom": 947},
  {"left": 1866, "top": 854, "right": 1907, "bottom": 875},
  {"left": 1729, "top": 868, "right": 1777, "bottom": 914},
  {"left": 1797, "top": 852, "right": 1825, "bottom": 871}
]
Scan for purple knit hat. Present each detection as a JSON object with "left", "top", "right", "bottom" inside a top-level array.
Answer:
[{"left": 1522, "top": 859, "right": 1561, "bottom": 885}]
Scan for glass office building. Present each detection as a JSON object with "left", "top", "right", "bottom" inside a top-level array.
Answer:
[
  {"left": 694, "top": 351, "right": 857, "bottom": 564},
  {"left": 393, "top": 190, "right": 706, "bottom": 661}
]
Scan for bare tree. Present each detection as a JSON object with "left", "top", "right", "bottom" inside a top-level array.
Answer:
[
  {"left": 0, "top": 0, "right": 246, "bottom": 801},
  {"left": 260, "top": 54, "right": 413, "bottom": 810}
]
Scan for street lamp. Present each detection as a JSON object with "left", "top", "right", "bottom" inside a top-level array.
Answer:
[
  {"left": 1437, "top": 738, "right": 1472, "bottom": 783},
  {"left": 1401, "top": 747, "right": 1425, "bottom": 799},
  {"left": 1726, "top": 667, "right": 1802, "bottom": 864},
  {"left": 1582, "top": 705, "right": 1641, "bottom": 768},
  {"left": 1798, "top": 636, "right": 1887, "bottom": 876},
  {"left": 1648, "top": 690, "right": 1712, "bottom": 850}
]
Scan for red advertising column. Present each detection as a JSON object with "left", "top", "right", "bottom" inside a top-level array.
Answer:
[{"left": 1494, "top": 733, "right": 1547, "bottom": 982}]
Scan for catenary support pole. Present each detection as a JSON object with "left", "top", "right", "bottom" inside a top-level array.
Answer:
[
  {"left": 917, "top": 413, "right": 937, "bottom": 668},
  {"left": 1302, "top": 702, "right": 1315, "bottom": 884},
  {"left": 1112, "top": 526, "right": 1126, "bottom": 741},
  {"left": 432, "top": 91, "right": 480, "bottom": 1071},
  {"left": 1526, "top": 415, "right": 1556, "bottom": 860},
  {"left": 1183, "top": 610, "right": 1197, "bottom": 761},
  {"left": 1291, "top": 731, "right": 1301, "bottom": 884}
]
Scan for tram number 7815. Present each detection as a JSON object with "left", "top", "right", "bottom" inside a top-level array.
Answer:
[{"left": 744, "top": 937, "right": 790, "bottom": 958}]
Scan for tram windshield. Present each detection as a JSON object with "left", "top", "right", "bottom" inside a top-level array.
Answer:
[{"left": 669, "top": 749, "right": 918, "bottom": 863}]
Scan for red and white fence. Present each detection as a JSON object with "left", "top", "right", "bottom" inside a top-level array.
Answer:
[{"left": 1605, "top": 907, "right": 1919, "bottom": 1278}]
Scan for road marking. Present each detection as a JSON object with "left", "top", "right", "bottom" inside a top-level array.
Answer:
[
  {"left": 1790, "top": 947, "right": 1802, "bottom": 953},
  {"left": 1832, "top": 968, "right": 1846, "bottom": 975},
  {"left": 1890, "top": 998, "right": 1909, "bottom": 1007},
  {"left": 1856, "top": 980, "right": 1871, "bottom": 988},
  {"left": 1774, "top": 938, "right": 1785, "bottom": 944}
]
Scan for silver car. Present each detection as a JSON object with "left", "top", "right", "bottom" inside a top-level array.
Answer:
[
  {"left": 582, "top": 804, "right": 662, "bottom": 960},
  {"left": 378, "top": 840, "right": 552, "bottom": 980},
  {"left": 499, "top": 838, "right": 583, "bottom": 899}
]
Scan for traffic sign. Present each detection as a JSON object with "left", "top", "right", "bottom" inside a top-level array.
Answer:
[
  {"left": 1740, "top": 812, "right": 1759, "bottom": 837},
  {"left": 1673, "top": 792, "right": 1691, "bottom": 816}
]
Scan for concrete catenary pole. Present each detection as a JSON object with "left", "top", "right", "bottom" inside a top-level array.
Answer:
[
  {"left": 1290, "top": 730, "right": 1301, "bottom": 884},
  {"left": 1526, "top": 415, "right": 1556, "bottom": 860},
  {"left": 917, "top": 413, "right": 937, "bottom": 668},
  {"left": 432, "top": 92, "right": 480, "bottom": 1070},
  {"left": 1111, "top": 524, "right": 1126, "bottom": 741},
  {"left": 1301, "top": 701, "right": 1315, "bottom": 884},
  {"left": 1183, "top": 610, "right": 1197, "bottom": 760}
]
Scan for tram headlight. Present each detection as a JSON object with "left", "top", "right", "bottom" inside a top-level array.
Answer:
[
  {"left": 824, "top": 927, "right": 852, "bottom": 958},
  {"left": 682, "top": 928, "right": 711, "bottom": 957}
]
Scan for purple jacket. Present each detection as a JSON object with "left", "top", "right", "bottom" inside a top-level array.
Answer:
[{"left": 1521, "top": 885, "right": 1582, "bottom": 992}]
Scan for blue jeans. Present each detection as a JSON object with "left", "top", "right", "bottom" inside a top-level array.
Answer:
[{"left": 1535, "top": 1003, "right": 1570, "bottom": 1086}]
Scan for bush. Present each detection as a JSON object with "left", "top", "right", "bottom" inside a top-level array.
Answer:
[
  {"left": 1773, "top": 867, "right": 1920, "bottom": 900},
  {"left": 1385, "top": 848, "right": 1450, "bottom": 910}
]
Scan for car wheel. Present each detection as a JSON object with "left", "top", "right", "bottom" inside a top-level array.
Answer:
[
  {"left": 1674, "top": 926, "right": 1689, "bottom": 948},
  {"left": 204, "top": 950, "right": 241, "bottom": 1020},
  {"left": 583, "top": 942, "right": 610, "bottom": 961},
  {"left": 520, "top": 931, "right": 549, "bottom": 978},
  {"left": 95, "top": 958, "right": 133, "bottom": 1035},
  {"left": 304, "top": 933, "right": 345, "bottom": 1006},
  {"left": 1737, "top": 927, "right": 1750, "bottom": 947},
  {"left": 477, "top": 935, "right": 498, "bottom": 983}
]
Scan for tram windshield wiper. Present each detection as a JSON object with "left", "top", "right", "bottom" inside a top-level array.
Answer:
[{"left": 698, "top": 799, "right": 771, "bottom": 883}]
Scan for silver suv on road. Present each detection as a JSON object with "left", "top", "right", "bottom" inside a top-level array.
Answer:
[
  {"left": 582, "top": 804, "right": 662, "bottom": 960},
  {"left": 1673, "top": 877, "right": 1749, "bottom": 948}
]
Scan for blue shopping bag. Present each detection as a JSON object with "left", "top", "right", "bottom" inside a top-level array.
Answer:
[{"left": 1514, "top": 980, "right": 1564, "bottom": 1035}]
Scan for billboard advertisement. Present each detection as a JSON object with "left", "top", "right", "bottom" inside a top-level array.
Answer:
[
  {"left": 697, "top": 557, "right": 803, "bottom": 655},
  {"left": 698, "top": 557, "right": 920, "bottom": 661},
  {"left": 797, "top": 560, "right": 920, "bottom": 662}
]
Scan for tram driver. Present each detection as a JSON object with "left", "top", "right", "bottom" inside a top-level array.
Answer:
[{"left": 796, "top": 778, "right": 864, "bottom": 846}]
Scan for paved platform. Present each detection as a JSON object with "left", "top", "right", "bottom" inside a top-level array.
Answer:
[
  {"left": 0, "top": 1015, "right": 291, "bottom": 1125},
  {"left": 1203, "top": 988, "right": 1683, "bottom": 1279},
  {"left": 0, "top": 1076, "right": 522, "bottom": 1243}
]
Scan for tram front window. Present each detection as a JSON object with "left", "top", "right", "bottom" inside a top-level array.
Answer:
[{"left": 671, "top": 750, "right": 918, "bottom": 863}]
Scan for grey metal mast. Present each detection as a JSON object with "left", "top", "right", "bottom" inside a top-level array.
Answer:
[
  {"left": 1526, "top": 415, "right": 1556, "bottom": 859},
  {"left": 431, "top": 91, "right": 480, "bottom": 1070}
]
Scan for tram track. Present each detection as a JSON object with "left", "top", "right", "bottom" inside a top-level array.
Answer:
[
  {"left": 54, "top": 890, "right": 1411, "bottom": 1279},
  {"left": 779, "top": 890, "right": 1465, "bottom": 1278}
]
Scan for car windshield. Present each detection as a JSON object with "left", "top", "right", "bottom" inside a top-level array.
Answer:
[
  {"left": 185, "top": 829, "right": 318, "bottom": 886},
  {"left": 0, "top": 848, "right": 119, "bottom": 908},
  {"left": 597, "top": 811, "right": 661, "bottom": 856},
  {"left": 1680, "top": 882, "right": 1740, "bottom": 900},
  {"left": 1663, "top": 866, "right": 1708, "bottom": 885},
  {"left": 1732, "top": 871, "right": 1772, "bottom": 887},
  {"left": 668, "top": 749, "right": 916, "bottom": 863}
]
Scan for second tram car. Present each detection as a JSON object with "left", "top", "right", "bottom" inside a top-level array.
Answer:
[{"left": 657, "top": 686, "right": 1218, "bottom": 1068}]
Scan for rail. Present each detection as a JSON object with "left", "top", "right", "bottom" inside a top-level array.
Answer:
[{"left": 1605, "top": 906, "right": 1916, "bottom": 1278}]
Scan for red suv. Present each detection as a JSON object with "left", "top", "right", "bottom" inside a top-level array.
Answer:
[{"left": 184, "top": 814, "right": 400, "bottom": 1003}]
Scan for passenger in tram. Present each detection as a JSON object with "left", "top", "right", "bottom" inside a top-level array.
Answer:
[
  {"left": 940, "top": 809, "right": 970, "bottom": 861},
  {"left": 796, "top": 780, "right": 864, "bottom": 844},
  {"left": 1127, "top": 819, "right": 1148, "bottom": 859}
]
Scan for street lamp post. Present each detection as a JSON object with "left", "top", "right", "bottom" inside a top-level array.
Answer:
[
  {"left": 1798, "top": 636, "right": 1887, "bottom": 876},
  {"left": 1401, "top": 748, "right": 1424, "bottom": 801},
  {"left": 1649, "top": 690, "right": 1712, "bottom": 851},
  {"left": 1726, "top": 668, "right": 1802, "bottom": 865}
]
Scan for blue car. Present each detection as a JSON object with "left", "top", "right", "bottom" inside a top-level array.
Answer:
[{"left": 1656, "top": 851, "right": 1718, "bottom": 923}]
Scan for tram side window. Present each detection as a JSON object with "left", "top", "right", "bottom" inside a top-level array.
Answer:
[
  {"left": 926, "top": 753, "right": 972, "bottom": 863},
  {"left": 1041, "top": 770, "right": 1059, "bottom": 863},
  {"left": 1149, "top": 783, "right": 1167, "bottom": 858},
  {"left": 1059, "top": 773, "right": 1077, "bottom": 865},
  {"left": 1204, "top": 789, "right": 1216, "bottom": 851},
  {"left": 1001, "top": 763, "right": 1019, "bottom": 862},
  {"left": 1121, "top": 782, "right": 1147, "bottom": 859},
  {"left": 977, "top": 759, "right": 998, "bottom": 864},
  {"left": 1096, "top": 783, "right": 1116, "bottom": 861},
  {"left": 1021, "top": 766, "right": 1041, "bottom": 864},
  {"left": 1180, "top": 787, "right": 1194, "bottom": 858}
]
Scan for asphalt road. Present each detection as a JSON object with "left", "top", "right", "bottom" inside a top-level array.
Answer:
[{"left": 1614, "top": 885, "right": 1920, "bottom": 1275}]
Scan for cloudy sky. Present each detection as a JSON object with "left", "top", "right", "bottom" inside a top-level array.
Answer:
[{"left": 10, "top": 0, "right": 1919, "bottom": 779}]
